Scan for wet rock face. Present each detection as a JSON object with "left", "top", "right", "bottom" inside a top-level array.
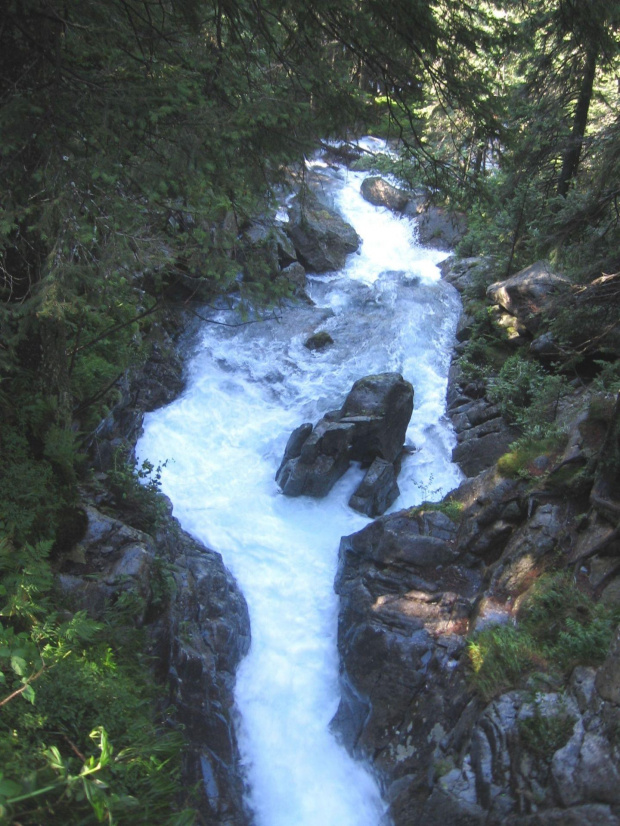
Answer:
[
  {"left": 333, "top": 382, "right": 620, "bottom": 826},
  {"left": 333, "top": 507, "right": 482, "bottom": 814},
  {"left": 275, "top": 373, "right": 413, "bottom": 515},
  {"left": 348, "top": 457, "right": 399, "bottom": 517},
  {"left": 333, "top": 491, "right": 620, "bottom": 826},
  {"left": 156, "top": 523, "right": 251, "bottom": 825},
  {"left": 58, "top": 503, "right": 251, "bottom": 825},
  {"left": 90, "top": 324, "right": 187, "bottom": 471},
  {"left": 79, "top": 311, "right": 252, "bottom": 825}
]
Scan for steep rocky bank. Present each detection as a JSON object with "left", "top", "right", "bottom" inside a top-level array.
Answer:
[
  {"left": 59, "top": 162, "right": 620, "bottom": 826},
  {"left": 61, "top": 314, "right": 252, "bottom": 824},
  {"left": 332, "top": 256, "right": 620, "bottom": 825}
]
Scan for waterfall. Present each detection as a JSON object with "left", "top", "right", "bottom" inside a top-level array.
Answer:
[{"left": 137, "top": 145, "right": 462, "bottom": 825}]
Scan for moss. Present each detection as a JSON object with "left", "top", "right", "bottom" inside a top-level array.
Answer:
[
  {"left": 497, "top": 432, "right": 568, "bottom": 479},
  {"left": 467, "top": 573, "right": 620, "bottom": 701},
  {"left": 406, "top": 499, "right": 464, "bottom": 522},
  {"left": 519, "top": 704, "right": 575, "bottom": 761}
]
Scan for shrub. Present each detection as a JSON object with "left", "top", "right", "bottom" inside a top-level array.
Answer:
[
  {"left": 467, "top": 573, "right": 620, "bottom": 701},
  {"left": 497, "top": 431, "right": 568, "bottom": 480},
  {"left": 107, "top": 449, "right": 169, "bottom": 533},
  {"left": 468, "top": 625, "right": 541, "bottom": 702},
  {"left": 488, "top": 353, "right": 568, "bottom": 436},
  {"left": 518, "top": 700, "right": 575, "bottom": 761}
]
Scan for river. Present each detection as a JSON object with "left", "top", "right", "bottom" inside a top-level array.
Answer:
[{"left": 136, "top": 141, "right": 463, "bottom": 825}]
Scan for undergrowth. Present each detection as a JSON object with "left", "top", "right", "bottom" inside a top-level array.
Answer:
[{"left": 467, "top": 573, "right": 620, "bottom": 702}]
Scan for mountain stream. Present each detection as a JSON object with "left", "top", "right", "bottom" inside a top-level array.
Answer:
[{"left": 137, "top": 143, "right": 463, "bottom": 825}]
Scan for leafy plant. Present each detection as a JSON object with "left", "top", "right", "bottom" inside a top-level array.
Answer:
[
  {"left": 468, "top": 625, "right": 541, "bottom": 702},
  {"left": 107, "top": 449, "right": 170, "bottom": 533},
  {"left": 407, "top": 499, "right": 464, "bottom": 522},
  {"left": 497, "top": 431, "right": 568, "bottom": 480}
]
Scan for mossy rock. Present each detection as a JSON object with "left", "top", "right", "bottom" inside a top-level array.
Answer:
[{"left": 304, "top": 331, "right": 334, "bottom": 350}]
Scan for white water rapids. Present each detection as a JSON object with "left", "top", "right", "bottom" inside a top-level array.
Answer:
[{"left": 137, "top": 146, "right": 463, "bottom": 825}]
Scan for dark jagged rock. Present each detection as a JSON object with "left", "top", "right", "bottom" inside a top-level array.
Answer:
[
  {"left": 276, "top": 418, "right": 355, "bottom": 497},
  {"left": 440, "top": 256, "right": 495, "bottom": 295},
  {"left": 155, "top": 521, "right": 251, "bottom": 825},
  {"left": 340, "top": 373, "right": 414, "bottom": 464},
  {"left": 90, "top": 322, "right": 188, "bottom": 471},
  {"left": 447, "top": 362, "right": 520, "bottom": 477},
  {"left": 57, "top": 501, "right": 251, "bottom": 825},
  {"left": 333, "top": 372, "right": 620, "bottom": 825},
  {"left": 349, "top": 457, "right": 400, "bottom": 517},
  {"left": 360, "top": 176, "right": 410, "bottom": 211},
  {"left": 81, "top": 308, "right": 252, "bottom": 824},
  {"left": 333, "top": 484, "right": 620, "bottom": 825},
  {"left": 319, "top": 141, "right": 365, "bottom": 167},
  {"left": 412, "top": 203, "right": 467, "bottom": 250},
  {"left": 333, "top": 507, "right": 482, "bottom": 814},
  {"left": 276, "top": 373, "right": 413, "bottom": 513},
  {"left": 285, "top": 189, "right": 361, "bottom": 273}
]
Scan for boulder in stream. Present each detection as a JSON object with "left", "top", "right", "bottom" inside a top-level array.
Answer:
[
  {"left": 276, "top": 373, "right": 413, "bottom": 513},
  {"left": 360, "top": 176, "right": 410, "bottom": 212},
  {"left": 348, "top": 457, "right": 400, "bottom": 517},
  {"left": 285, "top": 189, "right": 361, "bottom": 273}
]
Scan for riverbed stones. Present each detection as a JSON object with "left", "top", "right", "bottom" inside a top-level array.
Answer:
[
  {"left": 276, "top": 373, "right": 413, "bottom": 513},
  {"left": 304, "top": 330, "right": 334, "bottom": 350}
]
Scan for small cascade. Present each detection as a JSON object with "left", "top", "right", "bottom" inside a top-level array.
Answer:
[{"left": 137, "top": 147, "right": 462, "bottom": 825}]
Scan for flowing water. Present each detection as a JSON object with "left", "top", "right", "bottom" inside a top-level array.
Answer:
[{"left": 137, "top": 144, "right": 463, "bottom": 825}]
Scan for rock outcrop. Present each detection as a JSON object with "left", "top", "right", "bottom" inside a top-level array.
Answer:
[
  {"left": 333, "top": 505, "right": 482, "bottom": 820},
  {"left": 333, "top": 443, "right": 620, "bottom": 825},
  {"left": 486, "top": 260, "right": 571, "bottom": 335},
  {"left": 57, "top": 500, "right": 251, "bottom": 825},
  {"left": 80, "top": 316, "right": 252, "bottom": 824},
  {"left": 276, "top": 373, "right": 413, "bottom": 515},
  {"left": 447, "top": 361, "right": 520, "bottom": 477},
  {"left": 285, "top": 189, "right": 361, "bottom": 273},
  {"left": 333, "top": 356, "right": 620, "bottom": 826},
  {"left": 412, "top": 203, "right": 467, "bottom": 249},
  {"left": 242, "top": 219, "right": 307, "bottom": 292}
]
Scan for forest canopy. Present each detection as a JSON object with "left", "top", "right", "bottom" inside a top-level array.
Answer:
[{"left": 1, "top": 0, "right": 619, "bottom": 822}]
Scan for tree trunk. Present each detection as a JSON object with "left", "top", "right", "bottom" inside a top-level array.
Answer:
[{"left": 557, "top": 43, "right": 598, "bottom": 198}]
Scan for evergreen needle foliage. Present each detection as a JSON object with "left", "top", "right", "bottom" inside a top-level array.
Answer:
[{"left": 2, "top": 0, "right": 620, "bottom": 818}]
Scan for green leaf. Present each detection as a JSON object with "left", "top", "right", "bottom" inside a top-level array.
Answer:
[
  {"left": 0, "top": 777, "right": 23, "bottom": 797},
  {"left": 10, "top": 655, "right": 27, "bottom": 677}
]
